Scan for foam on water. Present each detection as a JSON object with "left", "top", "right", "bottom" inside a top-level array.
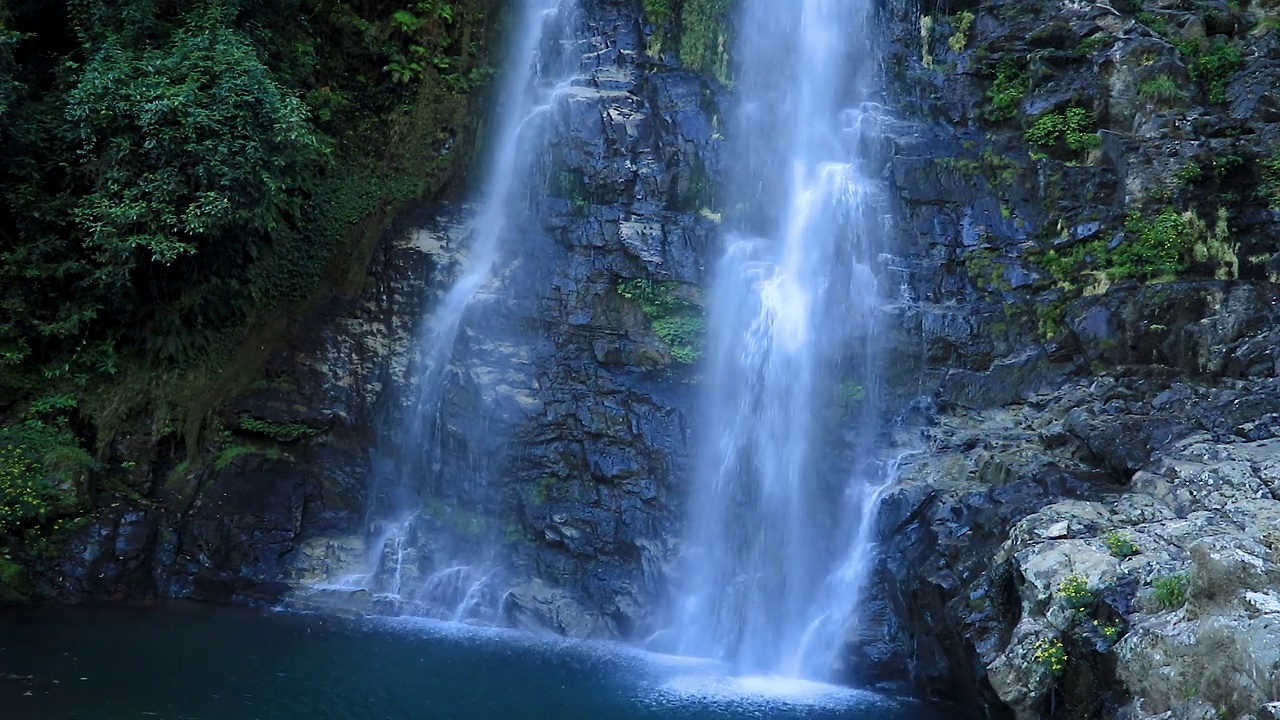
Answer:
[
  {"left": 363, "top": 614, "right": 910, "bottom": 717},
  {"left": 652, "top": 672, "right": 892, "bottom": 709}
]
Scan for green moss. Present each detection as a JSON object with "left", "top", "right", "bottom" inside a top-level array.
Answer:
[
  {"left": 948, "top": 11, "right": 974, "bottom": 53},
  {"left": 964, "top": 249, "right": 1012, "bottom": 293},
  {"left": 0, "top": 555, "right": 31, "bottom": 603},
  {"left": 528, "top": 474, "right": 591, "bottom": 505},
  {"left": 1076, "top": 33, "right": 1110, "bottom": 55},
  {"left": 616, "top": 278, "right": 706, "bottom": 364},
  {"left": 935, "top": 156, "right": 984, "bottom": 176},
  {"left": 422, "top": 497, "right": 492, "bottom": 539},
  {"left": 642, "top": 0, "right": 675, "bottom": 55},
  {"left": 920, "top": 15, "right": 935, "bottom": 70},
  {"left": 212, "top": 444, "right": 262, "bottom": 471},
  {"left": 936, "top": 150, "right": 1020, "bottom": 189},
  {"left": 1035, "top": 297, "right": 1068, "bottom": 340},
  {"left": 983, "top": 148, "right": 1021, "bottom": 186},
  {"left": 552, "top": 169, "right": 591, "bottom": 214},
  {"left": 234, "top": 416, "right": 322, "bottom": 442},
  {"left": 1261, "top": 155, "right": 1280, "bottom": 209},
  {"left": 838, "top": 382, "right": 865, "bottom": 402},
  {"left": 503, "top": 523, "right": 529, "bottom": 545}
]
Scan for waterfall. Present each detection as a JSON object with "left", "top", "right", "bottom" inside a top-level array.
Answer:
[
  {"left": 673, "top": 0, "right": 891, "bottom": 679},
  {"left": 351, "top": 0, "right": 579, "bottom": 619}
]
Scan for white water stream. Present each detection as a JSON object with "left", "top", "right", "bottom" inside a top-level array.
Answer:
[{"left": 672, "top": 0, "right": 892, "bottom": 679}]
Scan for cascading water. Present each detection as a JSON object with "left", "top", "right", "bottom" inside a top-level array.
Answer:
[
  {"left": 349, "top": 0, "right": 580, "bottom": 618},
  {"left": 673, "top": 0, "right": 891, "bottom": 679}
]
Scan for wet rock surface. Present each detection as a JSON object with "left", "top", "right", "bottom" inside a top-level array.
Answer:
[{"left": 867, "top": 0, "right": 1280, "bottom": 716}]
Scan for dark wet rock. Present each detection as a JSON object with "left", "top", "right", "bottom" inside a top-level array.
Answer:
[{"left": 874, "top": 0, "right": 1280, "bottom": 714}]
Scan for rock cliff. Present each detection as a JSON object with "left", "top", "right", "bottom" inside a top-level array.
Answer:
[
  {"left": 15, "top": 0, "right": 1280, "bottom": 718},
  {"left": 863, "top": 0, "right": 1280, "bottom": 717}
]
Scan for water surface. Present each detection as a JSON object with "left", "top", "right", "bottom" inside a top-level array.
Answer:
[{"left": 0, "top": 604, "right": 955, "bottom": 720}]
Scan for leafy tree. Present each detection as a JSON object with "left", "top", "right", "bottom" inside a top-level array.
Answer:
[
  {"left": 1, "top": 0, "right": 326, "bottom": 366},
  {"left": 67, "top": 2, "right": 324, "bottom": 282}
]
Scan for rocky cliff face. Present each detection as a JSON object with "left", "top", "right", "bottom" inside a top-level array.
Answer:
[
  {"left": 33, "top": 0, "right": 724, "bottom": 640},
  {"left": 862, "top": 0, "right": 1280, "bottom": 717},
  {"left": 22, "top": 0, "right": 1280, "bottom": 718}
]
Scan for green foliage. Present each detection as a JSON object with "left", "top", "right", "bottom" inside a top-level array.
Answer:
[
  {"left": 1038, "top": 207, "right": 1214, "bottom": 289},
  {"left": 1136, "top": 11, "right": 1169, "bottom": 36},
  {"left": 0, "top": 549, "right": 36, "bottom": 603},
  {"left": 1154, "top": 572, "right": 1189, "bottom": 608},
  {"left": 552, "top": 170, "right": 591, "bottom": 213},
  {"left": 234, "top": 416, "right": 322, "bottom": 442},
  {"left": 1, "top": 1, "right": 334, "bottom": 366},
  {"left": 1169, "top": 37, "right": 1243, "bottom": 104},
  {"left": 0, "top": 420, "right": 93, "bottom": 533},
  {"left": 0, "top": 9, "right": 17, "bottom": 127},
  {"left": 1261, "top": 155, "right": 1280, "bottom": 209},
  {"left": 67, "top": 4, "right": 324, "bottom": 271},
  {"left": 1077, "top": 33, "right": 1110, "bottom": 55},
  {"left": 1118, "top": 208, "right": 1192, "bottom": 279},
  {"left": 641, "top": 0, "right": 675, "bottom": 56},
  {"left": 948, "top": 11, "right": 974, "bottom": 53},
  {"left": 0, "top": 0, "right": 496, "bottom": 460},
  {"left": 984, "top": 59, "right": 1028, "bottom": 122},
  {"left": 1172, "top": 161, "right": 1203, "bottom": 187},
  {"left": 1092, "top": 617, "right": 1124, "bottom": 647},
  {"left": 1103, "top": 530, "right": 1140, "bottom": 558},
  {"left": 212, "top": 444, "right": 259, "bottom": 471},
  {"left": 1138, "top": 75, "right": 1182, "bottom": 104},
  {"left": 679, "top": 0, "right": 731, "bottom": 82},
  {"left": 1056, "top": 574, "right": 1095, "bottom": 609},
  {"left": 643, "top": 0, "right": 675, "bottom": 27},
  {"left": 1032, "top": 637, "right": 1067, "bottom": 676},
  {"left": 385, "top": 3, "right": 481, "bottom": 87},
  {"left": 1025, "top": 107, "right": 1101, "bottom": 156},
  {"left": 920, "top": 15, "right": 937, "bottom": 69},
  {"left": 839, "top": 382, "right": 865, "bottom": 402},
  {"left": 617, "top": 278, "right": 706, "bottom": 364}
]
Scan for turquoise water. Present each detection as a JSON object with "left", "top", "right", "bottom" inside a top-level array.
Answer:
[{"left": 0, "top": 604, "right": 959, "bottom": 719}]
